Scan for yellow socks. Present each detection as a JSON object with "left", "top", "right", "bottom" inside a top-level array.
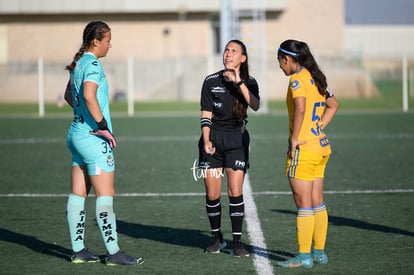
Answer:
[
  {"left": 296, "top": 208, "right": 315, "bottom": 253},
  {"left": 313, "top": 203, "right": 328, "bottom": 250}
]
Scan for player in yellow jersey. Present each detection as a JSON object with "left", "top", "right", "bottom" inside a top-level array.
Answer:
[{"left": 275, "top": 40, "right": 339, "bottom": 269}]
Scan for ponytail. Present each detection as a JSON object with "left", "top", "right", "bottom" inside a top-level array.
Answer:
[
  {"left": 65, "top": 21, "right": 110, "bottom": 72},
  {"left": 278, "top": 40, "right": 327, "bottom": 96},
  {"left": 65, "top": 43, "right": 88, "bottom": 71}
]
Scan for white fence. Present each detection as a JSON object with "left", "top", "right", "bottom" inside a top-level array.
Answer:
[{"left": 1, "top": 54, "right": 413, "bottom": 116}]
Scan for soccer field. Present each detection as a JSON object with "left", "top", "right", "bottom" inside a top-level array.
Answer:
[{"left": 0, "top": 110, "right": 413, "bottom": 274}]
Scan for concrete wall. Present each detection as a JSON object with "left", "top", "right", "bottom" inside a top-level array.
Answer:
[
  {"left": 0, "top": 0, "right": 287, "bottom": 13},
  {"left": 0, "top": 0, "right": 353, "bottom": 103},
  {"left": 345, "top": 25, "right": 414, "bottom": 59}
]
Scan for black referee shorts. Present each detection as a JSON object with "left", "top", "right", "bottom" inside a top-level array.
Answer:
[{"left": 198, "top": 128, "right": 250, "bottom": 171}]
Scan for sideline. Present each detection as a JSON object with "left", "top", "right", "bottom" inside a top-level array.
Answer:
[
  {"left": 1, "top": 189, "right": 413, "bottom": 198},
  {"left": 244, "top": 173, "right": 274, "bottom": 275},
  {"left": 2, "top": 132, "right": 414, "bottom": 145}
]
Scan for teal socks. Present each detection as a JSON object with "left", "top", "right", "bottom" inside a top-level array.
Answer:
[
  {"left": 66, "top": 193, "right": 86, "bottom": 252},
  {"left": 96, "top": 196, "right": 120, "bottom": 255},
  {"left": 67, "top": 194, "right": 120, "bottom": 255}
]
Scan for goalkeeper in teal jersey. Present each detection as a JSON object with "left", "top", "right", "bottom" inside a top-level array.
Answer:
[
  {"left": 64, "top": 21, "right": 143, "bottom": 266},
  {"left": 67, "top": 46, "right": 116, "bottom": 173}
]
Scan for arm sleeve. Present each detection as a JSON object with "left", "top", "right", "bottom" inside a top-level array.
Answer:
[
  {"left": 83, "top": 60, "right": 102, "bottom": 85},
  {"left": 326, "top": 87, "right": 334, "bottom": 98},
  {"left": 247, "top": 76, "right": 260, "bottom": 100},
  {"left": 289, "top": 75, "right": 306, "bottom": 99},
  {"left": 200, "top": 78, "right": 213, "bottom": 112}
]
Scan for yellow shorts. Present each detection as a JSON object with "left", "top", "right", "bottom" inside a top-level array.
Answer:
[{"left": 285, "top": 149, "right": 330, "bottom": 181}]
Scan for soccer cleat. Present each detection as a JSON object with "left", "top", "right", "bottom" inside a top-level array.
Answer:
[
  {"left": 71, "top": 248, "right": 100, "bottom": 264},
  {"left": 276, "top": 253, "right": 313, "bottom": 269},
  {"left": 105, "top": 250, "right": 144, "bottom": 266},
  {"left": 205, "top": 233, "right": 227, "bottom": 253},
  {"left": 231, "top": 240, "right": 250, "bottom": 257},
  {"left": 312, "top": 249, "right": 328, "bottom": 264}
]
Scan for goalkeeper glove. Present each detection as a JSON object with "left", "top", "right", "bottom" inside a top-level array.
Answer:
[{"left": 90, "top": 117, "right": 117, "bottom": 148}]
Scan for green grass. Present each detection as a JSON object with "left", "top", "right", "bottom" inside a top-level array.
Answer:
[
  {"left": 336, "top": 79, "right": 413, "bottom": 110},
  {"left": 1, "top": 78, "right": 413, "bottom": 116},
  {"left": 0, "top": 101, "right": 202, "bottom": 116},
  {"left": 0, "top": 109, "right": 413, "bottom": 274}
]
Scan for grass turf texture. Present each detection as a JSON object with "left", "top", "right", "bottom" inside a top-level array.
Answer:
[
  {"left": 0, "top": 107, "right": 413, "bottom": 274},
  {"left": 1, "top": 78, "right": 414, "bottom": 116}
]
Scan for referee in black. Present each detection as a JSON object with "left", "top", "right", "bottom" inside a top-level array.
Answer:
[{"left": 198, "top": 39, "right": 260, "bottom": 257}]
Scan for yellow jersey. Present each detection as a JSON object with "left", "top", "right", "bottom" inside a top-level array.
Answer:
[{"left": 286, "top": 68, "right": 331, "bottom": 156}]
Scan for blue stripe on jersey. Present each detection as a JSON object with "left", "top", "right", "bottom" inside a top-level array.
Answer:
[{"left": 287, "top": 147, "right": 300, "bottom": 178}]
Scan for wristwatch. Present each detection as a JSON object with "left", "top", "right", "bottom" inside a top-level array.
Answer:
[{"left": 235, "top": 80, "right": 244, "bottom": 87}]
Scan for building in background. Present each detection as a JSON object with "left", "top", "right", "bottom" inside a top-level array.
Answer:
[
  {"left": 0, "top": 0, "right": 346, "bottom": 103},
  {"left": 0, "top": 0, "right": 391, "bottom": 104},
  {"left": 345, "top": 0, "right": 414, "bottom": 84}
]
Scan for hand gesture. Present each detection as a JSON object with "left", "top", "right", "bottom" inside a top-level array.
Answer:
[
  {"left": 90, "top": 129, "right": 117, "bottom": 148},
  {"left": 223, "top": 68, "right": 238, "bottom": 82},
  {"left": 204, "top": 141, "right": 216, "bottom": 156},
  {"left": 288, "top": 139, "right": 306, "bottom": 158}
]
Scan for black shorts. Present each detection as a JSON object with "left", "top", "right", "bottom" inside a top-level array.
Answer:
[{"left": 198, "top": 128, "right": 250, "bottom": 171}]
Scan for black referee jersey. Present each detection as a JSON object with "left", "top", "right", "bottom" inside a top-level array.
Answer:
[{"left": 200, "top": 70, "right": 260, "bottom": 130}]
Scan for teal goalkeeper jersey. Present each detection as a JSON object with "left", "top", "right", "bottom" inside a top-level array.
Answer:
[{"left": 68, "top": 52, "right": 112, "bottom": 135}]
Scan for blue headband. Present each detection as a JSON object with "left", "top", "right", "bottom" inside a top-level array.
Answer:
[{"left": 278, "top": 47, "right": 299, "bottom": 57}]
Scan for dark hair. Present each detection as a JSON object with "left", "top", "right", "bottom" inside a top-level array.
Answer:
[
  {"left": 278, "top": 39, "right": 327, "bottom": 96},
  {"left": 65, "top": 21, "right": 111, "bottom": 72},
  {"left": 225, "top": 39, "right": 249, "bottom": 121}
]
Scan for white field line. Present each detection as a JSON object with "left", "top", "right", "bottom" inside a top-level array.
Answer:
[
  {"left": 1, "top": 189, "right": 413, "bottom": 198},
  {"left": 0, "top": 109, "right": 411, "bottom": 120},
  {"left": 1, "top": 133, "right": 414, "bottom": 145},
  {"left": 243, "top": 173, "right": 274, "bottom": 275},
  {"left": 3, "top": 188, "right": 412, "bottom": 275}
]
